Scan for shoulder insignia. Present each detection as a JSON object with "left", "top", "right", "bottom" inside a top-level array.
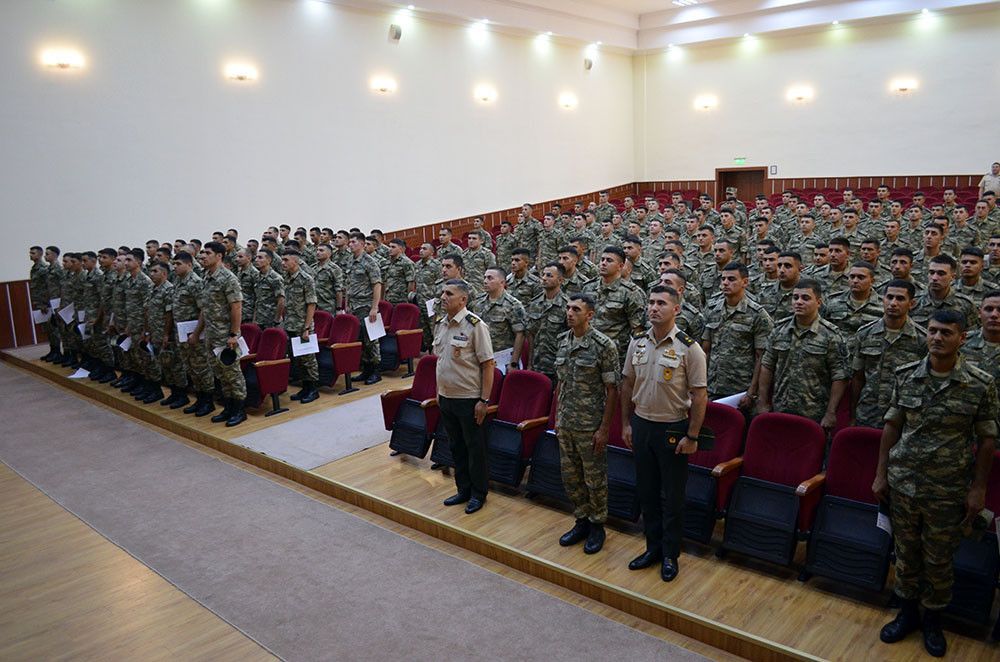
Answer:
[
  {"left": 467, "top": 314, "right": 480, "bottom": 325},
  {"left": 676, "top": 330, "right": 695, "bottom": 346},
  {"left": 963, "top": 359, "right": 994, "bottom": 384},
  {"left": 894, "top": 359, "right": 922, "bottom": 374}
]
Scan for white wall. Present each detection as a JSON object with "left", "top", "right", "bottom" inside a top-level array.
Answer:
[
  {"left": 0, "top": 0, "right": 634, "bottom": 282},
  {"left": 634, "top": 6, "right": 1000, "bottom": 182}
]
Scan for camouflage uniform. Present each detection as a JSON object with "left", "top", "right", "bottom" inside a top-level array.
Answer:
[
  {"left": 123, "top": 271, "right": 154, "bottom": 379},
  {"left": 814, "top": 265, "right": 850, "bottom": 297},
  {"left": 960, "top": 330, "right": 1000, "bottom": 383},
  {"left": 173, "top": 271, "right": 214, "bottom": 394},
  {"left": 758, "top": 281, "right": 796, "bottom": 323},
  {"left": 332, "top": 246, "right": 352, "bottom": 273},
  {"left": 537, "top": 228, "right": 565, "bottom": 268},
  {"left": 594, "top": 202, "right": 617, "bottom": 225},
  {"left": 82, "top": 266, "right": 112, "bottom": 366},
  {"left": 675, "top": 300, "right": 706, "bottom": 344},
  {"left": 345, "top": 252, "right": 382, "bottom": 370},
  {"left": 415, "top": 257, "right": 440, "bottom": 349},
  {"left": 435, "top": 242, "right": 463, "bottom": 261},
  {"left": 469, "top": 291, "right": 526, "bottom": 354},
  {"left": 910, "top": 289, "right": 978, "bottom": 330},
  {"left": 109, "top": 271, "right": 130, "bottom": 371},
  {"left": 254, "top": 268, "right": 285, "bottom": 329},
  {"left": 626, "top": 258, "right": 658, "bottom": 295},
  {"left": 383, "top": 254, "right": 416, "bottom": 305},
  {"left": 60, "top": 268, "right": 87, "bottom": 357},
  {"left": 506, "top": 271, "right": 542, "bottom": 308},
  {"left": 283, "top": 270, "right": 319, "bottom": 383},
  {"left": 703, "top": 295, "right": 773, "bottom": 399},
  {"left": 29, "top": 261, "right": 49, "bottom": 327},
  {"left": 147, "top": 280, "right": 185, "bottom": 388},
  {"left": 954, "top": 277, "right": 1000, "bottom": 309},
  {"left": 884, "top": 357, "right": 999, "bottom": 610},
  {"left": 554, "top": 326, "right": 620, "bottom": 524},
  {"left": 199, "top": 266, "right": 246, "bottom": 401},
  {"left": 852, "top": 318, "right": 927, "bottom": 428},
  {"left": 562, "top": 269, "right": 589, "bottom": 296},
  {"left": 462, "top": 246, "right": 495, "bottom": 292},
  {"left": 822, "top": 291, "right": 883, "bottom": 354},
  {"left": 313, "top": 260, "right": 344, "bottom": 314},
  {"left": 525, "top": 290, "right": 569, "bottom": 379},
  {"left": 641, "top": 236, "right": 666, "bottom": 264},
  {"left": 761, "top": 316, "right": 850, "bottom": 423},
  {"left": 236, "top": 264, "right": 259, "bottom": 323},
  {"left": 514, "top": 217, "right": 542, "bottom": 258},
  {"left": 582, "top": 276, "right": 646, "bottom": 368},
  {"left": 578, "top": 257, "right": 599, "bottom": 281},
  {"left": 495, "top": 233, "right": 516, "bottom": 271}
]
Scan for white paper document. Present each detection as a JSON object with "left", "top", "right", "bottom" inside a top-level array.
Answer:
[
  {"left": 425, "top": 299, "right": 436, "bottom": 317},
  {"left": 213, "top": 336, "right": 250, "bottom": 358},
  {"left": 68, "top": 368, "right": 90, "bottom": 379},
  {"left": 175, "top": 320, "right": 199, "bottom": 343},
  {"left": 57, "top": 304, "right": 76, "bottom": 325},
  {"left": 494, "top": 348, "right": 514, "bottom": 375},
  {"left": 77, "top": 310, "right": 86, "bottom": 322},
  {"left": 32, "top": 309, "right": 51, "bottom": 324},
  {"left": 77, "top": 323, "right": 90, "bottom": 339},
  {"left": 876, "top": 503, "right": 892, "bottom": 536},
  {"left": 365, "top": 313, "right": 387, "bottom": 341},
  {"left": 49, "top": 297, "right": 61, "bottom": 310},
  {"left": 291, "top": 333, "right": 319, "bottom": 357},
  {"left": 118, "top": 336, "right": 132, "bottom": 351},
  {"left": 713, "top": 391, "right": 746, "bottom": 408},
  {"left": 146, "top": 342, "right": 156, "bottom": 356}
]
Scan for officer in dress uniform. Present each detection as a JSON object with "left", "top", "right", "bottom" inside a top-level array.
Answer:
[{"left": 621, "top": 284, "right": 708, "bottom": 582}]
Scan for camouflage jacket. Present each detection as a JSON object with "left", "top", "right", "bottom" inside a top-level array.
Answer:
[
  {"left": 314, "top": 260, "right": 344, "bottom": 313},
  {"left": 383, "top": 255, "right": 416, "bottom": 304},
  {"left": 469, "top": 291, "right": 526, "bottom": 353},
  {"left": 852, "top": 318, "right": 927, "bottom": 428},
  {"left": 282, "top": 269, "right": 317, "bottom": 333},
  {"left": 555, "top": 327, "right": 620, "bottom": 431},
  {"left": 525, "top": 290, "right": 569, "bottom": 375},
  {"left": 254, "top": 269, "right": 285, "bottom": 328},
  {"left": 703, "top": 295, "right": 774, "bottom": 398}
]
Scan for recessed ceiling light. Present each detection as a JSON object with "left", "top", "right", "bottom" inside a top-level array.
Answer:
[
  {"left": 743, "top": 33, "right": 750, "bottom": 38},
  {"left": 832, "top": 20, "right": 839, "bottom": 25},
  {"left": 921, "top": 8, "right": 929, "bottom": 14},
  {"left": 407, "top": 4, "right": 414, "bottom": 9}
]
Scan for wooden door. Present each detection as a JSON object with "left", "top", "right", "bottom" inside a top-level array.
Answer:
[{"left": 716, "top": 167, "right": 767, "bottom": 204}]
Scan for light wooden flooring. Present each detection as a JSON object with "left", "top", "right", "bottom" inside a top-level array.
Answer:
[
  {"left": 313, "top": 444, "right": 1000, "bottom": 662},
  {"left": 0, "top": 354, "right": 737, "bottom": 662},
  {"left": 0, "top": 464, "right": 274, "bottom": 662}
]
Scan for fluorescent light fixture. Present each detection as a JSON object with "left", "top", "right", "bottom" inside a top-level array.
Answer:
[
  {"left": 41, "top": 48, "right": 85, "bottom": 70},
  {"left": 370, "top": 75, "right": 397, "bottom": 93},
  {"left": 224, "top": 62, "right": 258, "bottom": 82},
  {"left": 786, "top": 85, "right": 814, "bottom": 103},
  {"left": 693, "top": 94, "right": 718, "bottom": 111}
]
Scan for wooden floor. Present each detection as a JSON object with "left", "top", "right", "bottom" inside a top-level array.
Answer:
[
  {"left": 312, "top": 444, "right": 1000, "bottom": 662},
  {"left": 0, "top": 464, "right": 274, "bottom": 662}
]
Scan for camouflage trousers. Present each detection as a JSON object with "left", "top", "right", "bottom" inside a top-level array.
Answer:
[
  {"left": 179, "top": 339, "right": 215, "bottom": 393},
  {"left": 890, "top": 489, "right": 964, "bottom": 610},
  {"left": 151, "top": 341, "right": 187, "bottom": 387},
  {"left": 127, "top": 334, "right": 151, "bottom": 378},
  {"left": 62, "top": 319, "right": 82, "bottom": 355},
  {"left": 206, "top": 336, "right": 247, "bottom": 400},
  {"left": 45, "top": 317, "right": 61, "bottom": 351},
  {"left": 351, "top": 306, "right": 381, "bottom": 370},
  {"left": 85, "top": 322, "right": 113, "bottom": 365},
  {"left": 558, "top": 428, "right": 608, "bottom": 524},
  {"left": 419, "top": 307, "right": 433, "bottom": 351},
  {"left": 286, "top": 329, "right": 318, "bottom": 382}
]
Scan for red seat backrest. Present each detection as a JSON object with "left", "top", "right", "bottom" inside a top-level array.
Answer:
[
  {"left": 378, "top": 300, "right": 393, "bottom": 328},
  {"left": 690, "top": 402, "right": 746, "bottom": 469},
  {"left": 313, "top": 310, "right": 334, "bottom": 340},
  {"left": 410, "top": 355, "right": 438, "bottom": 401},
  {"left": 240, "top": 323, "right": 262, "bottom": 353},
  {"left": 495, "top": 369, "right": 551, "bottom": 423},
  {"left": 489, "top": 368, "right": 504, "bottom": 404},
  {"left": 391, "top": 303, "right": 420, "bottom": 331},
  {"left": 257, "top": 327, "right": 288, "bottom": 361},
  {"left": 986, "top": 450, "right": 1000, "bottom": 531},
  {"left": 825, "top": 427, "right": 882, "bottom": 504},
  {"left": 742, "top": 413, "right": 825, "bottom": 487},
  {"left": 332, "top": 314, "right": 360, "bottom": 344}
]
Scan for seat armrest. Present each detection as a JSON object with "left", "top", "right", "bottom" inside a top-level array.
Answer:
[
  {"left": 486, "top": 404, "right": 499, "bottom": 415},
  {"left": 240, "top": 353, "right": 258, "bottom": 362},
  {"left": 254, "top": 358, "right": 291, "bottom": 368},
  {"left": 711, "top": 456, "right": 743, "bottom": 478},
  {"left": 381, "top": 387, "right": 413, "bottom": 400},
  {"left": 330, "top": 341, "right": 363, "bottom": 350},
  {"left": 796, "top": 473, "right": 826, "bottom": 497},
  {"left": 396, "top": 328, "right": 422, "bottom": 336},
  {"left": 419, "top": 398, "right": 438, "bottom": 409},
  {"left": 516, "top": 416, "right": 550, "bottom": 432}
]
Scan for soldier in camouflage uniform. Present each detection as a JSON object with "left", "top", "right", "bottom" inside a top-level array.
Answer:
[
  {"left": 514, "top": 205, "right": 542, "bottom": 259},
  {"left": 345, "top": 232, "right": 383, "bottom": 384},
  {"left": 192, "top": 241, "right": 247, "bottom": 427},
  {"left": 955, "top": 246, "right": 1000, "bottom": 308},
  {"left": 281, "top": 251, "right": 320, "bottom": 404},
  {"left": 556, "top": 246, "right": 589, "bottom": 295},
  {"left": 142, "top": 262, "right": 178, "bottom": 405},
  {"left": 253, "top": 249, "right": 285, "bottom": 329},
  {"left": 79, "top": 251, "right": 112, "bottom": 378},
  {"left": 107, "top": 255, "right": 132, "bottom": 386},
  {"left": 55, "top": 253, "right": 86, "bottom": 367},
  {"left": 506, "top": 248, "right": 542, "bottom": 307},
  {"left": 823, "top": 262, "right": 884, "bottom": 354},
  {"left": 234, "top": 249, "right": 259, "bottom": 323},
  {"left": 759, "top": 251, "right": 802, "bottom": 323},
  {"left": 851, "top": 280, "right": 927, "bottom": 428},
  {"left": 462, "top": 232, "right": 495, "bottom": 292},
  {"left": 874, "top": 309, "right": 998, "bottom": 657},
  {"left": 414, "top": 243, "right": 441, "bottom": 350},
  {"left": 87, "top": 249, "right": 118, "bottom": 381},
  {"left": 332, "top": 231, "right": 353, "bottom": 273},
  {"left": 28, "top": 246, "right": 52, "bottom": 357},
  {"left": 120, "top": 250, "right": 155, "bottom": 398},
  {"left": 661, "top": 269, "right": 706, "bottom": 342},
  {"left": 701, "top": 263, "right": 773, "bottom": 402},
  {"left": 170, "top": 251, "right": 216, "bottom": 416},
  {"left": 583, "top": 246, "right": 646, "bottom": 368},
  {"left": 313, "top": 244, "right": 344, "bottom": 314},
  {"left": 758, "top": 279, "right": 850, "bottom": 430},
  {"left": 495, "top": 220, "right": 516, "bottom": 270},
  {"left": 622, "top": 236, "right": 658, "bottom": 295},
  {"left": 536, "top": 214, "right": 565, "bottom": 268},
  {"left": 383, "top": 239, "right": 416, "bottom": 304},
  {"left": 469, "top": 267, "right": 526, "bottom": 371},
  {"left": 553, "top": 292, "right": 620, "bottom": 554},
  {"left": 593, "top": 191, "right": 617, "bottom": 225},
  {"left": 910, "top": 254, "right": 978, "bottom": 330},
  {"left": 525, "top": 262, "right": 568, "bottom": 383},
  {"left": 569, "top": 237, "right": 599, "bottom": 281},
  {"left": 960, "top": 290, "right": 1000, "bottom": 383},
  {"left": 435, "top": 228, "right": 463, "bottom": 261}
]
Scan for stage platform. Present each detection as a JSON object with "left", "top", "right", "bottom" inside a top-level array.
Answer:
[{"left": 3, "top": 345, "right": 998, "bottom": 661}]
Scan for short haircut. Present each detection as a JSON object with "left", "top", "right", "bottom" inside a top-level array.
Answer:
[
  {"left": 258, "top": 248, "right": 276, "bottom": 263},
  {"left": 283, "top": 249, "right": 302, "bottom": 258},
  {"left": 662, "top": 268, "right": 687, "bottom": 283},
  {"left": 981, "top": 289, "right": 1000, "bottom": 303},
  {"left": 828, "top": 237, "right": 851, "bottom": 249},
  {"left": 46, "top": 245, "right": 61, "bottom": 256},
  {"left": 929, "top": 254, "right": 957, "bottom": 270},
  {"left": 98, "top": 248, "right": 117, "bottom": 258},
  {"left": 714, "top": 239, "right": 735, "bottom": 250},
  {"left": 444, "top": 278, "right": 470, "bottom": 296},
  {"left": 961, "top": 246, "right": 985, "bottom": 258},
  {"left": 861, "top": 238, "right": 880, "bottom": 247},
  {"left": 543, "top": 261, "right": 566, "bottom": 277},
  {"left": 601, "top": 246, "right": 626, "bottom": 262},
  {"left": 150, "top": 261, "right": 169, "bottom": 273},
  {"left": 891, "top": 247, "right": 915, "bottom": 260},
  {"left": 129, "top": 248, "right": 145, "bottom": 261},
  {"left": 512, "top": 247, "right": 532, "bottom": 258},
  {"left": 348, "top": 231, "right": 366, "bottom": 242},
  {"left": 930, "top": 308, "right": 966, "bottom": 331},
  {"left": 389, "top": 238, "right": 407, "bottom": 249},
  {"left": 851, "top": 261, "right": 876, "bottom": 277},
  {"left": 794, "top": 278, "right": 823, "bottom": 298},
  {"left": 721, "top": 261, "right": 749, "bottom": 278},
  {"left": 568, "top": 292, "right": 596, "bottom": 311},
  {"left": 442, "top": 254, "right": 464, "bottom": 269},
  {"left": 279, "top": 224, "right": 291, "bottom": 231},
  {"left": 30, "top": 245, "right": 43, "bottom": 252},
  {"left": 558, "top": 245, "right": 579, "bottom": 257},
  {"left": 173, "top": 251, "right": 193, "bottom": 264},
  {"left": 778, "top": 251, "right": 802, "bottom": 264},
  {"left": 623, "top": 234, "right": 642, "bottom": 246},
  {"left": 762, "top": 245, "right": 780, "bottom": 256},
  {"left": 568, "top": 235, "right": 590, "bottom": 247},
  {"left": 649, "top": 284, "right": 679, "bottom": 301},
  {"left": 884, "top": 279, "right": 916, "bottom": 298},
  {"left": 486, "top": 265, "right": 508, "bottom": 279}
]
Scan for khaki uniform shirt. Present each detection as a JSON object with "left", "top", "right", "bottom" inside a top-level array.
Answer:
[
  {"left": 433, "top": 308, "right": 494, "bottom": 399},
  {"left": 623, "top": 326, "right": 708, "bottom": 423}
]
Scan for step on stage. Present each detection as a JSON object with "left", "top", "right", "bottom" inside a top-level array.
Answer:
[{"left": 3, "top": 345, "right": 997, "bottom": 662}]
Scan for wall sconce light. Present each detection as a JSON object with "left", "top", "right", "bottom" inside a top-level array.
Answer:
[
  {"left": 473, "top": 84, "right": 497, "bottom": 103},
  {"left": 224, "top": 63, "right": 258, "bottom": 82},
  {"left": 583, "top": 58, "right": 594, "bottom": 71},
  {"left": 41, "top": 48, "right": 85, "bottom": 70},
  {"left": 558, "top": 92, "right": 578, "bottom": 109},
  {"left": 889, "top": 77, "right": 919, "bottom": 94},
  {"left": 693, "top": 94, "right": 718, "bottom": 111},
  {"left": 388, "top": 24, "right": 402, "bottom": 42},
  {"left": 785, "top": 85, "right": 814, "bottom": 103},
  {"left": 370, "top": 75, "right": 398, "bottom": 94}
]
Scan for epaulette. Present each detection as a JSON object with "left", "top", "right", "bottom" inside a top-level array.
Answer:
[
  {"left": 467, "top": 313, "right": 481, "bottom": 325},
  {"left": 962, "top": 358, "right": 995, "bottom": 385},
  {"left": 894, "top": 359, "right": 922, "bottom": 374},
  {"left": 676, "top": 330, "right": 695, "bottom": 346}
]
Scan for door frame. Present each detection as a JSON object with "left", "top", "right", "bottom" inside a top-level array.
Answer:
[{"left": 715, "top": 166, "right": 769, "bottom": 202}]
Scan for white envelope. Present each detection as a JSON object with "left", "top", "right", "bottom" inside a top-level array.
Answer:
[
  {"left": 425, "top": 299, "right": 436, "bottom": 317},
  {"left": 712, "top": 391, "right": 747, "bottom": 408},
  {"left": 32, "top": 309, "right": 51, "bottom": 324},
  {"left": 365, "top": 313, "right": 387, "bottom": 341},
  {"left": 49, "top": 297, "right": 61, "bottom": 310},
  {"left": 494, "top": 347, "right": 514, "bottom": 375},
  {"left": 118, "top": 336, "right": 132, "bottom": 351},
  {"left": 77, "top": 323, "right": 90, "bottom": 339},
  {"left": 57, "top": 304, "right": 76, "bottom": 325},
  {"left": 175, "top": 320, "right": 199, "bottom": 343},
  {"left": 291, "top": 333, "right": 319, "bottom": 357}
]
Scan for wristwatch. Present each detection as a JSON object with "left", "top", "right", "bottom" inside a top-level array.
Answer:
[
  {"left": 228, "top": 332, "right": 239, "bottom": 338},
  {"left": 479, "top": 398, "right": 489, "bottom": 403}
]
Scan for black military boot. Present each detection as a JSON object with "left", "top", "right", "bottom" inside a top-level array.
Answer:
[
  {"left": 118, "top": 373, "right": 138, "bottom": 392},
  {"left": 124, "top": 377, "right": 145, "bottom": 395},
  {"left": 225, "top": 401, "right": 247, "bottom": 427},
  {"left": 299, "top": 381, "right": 320, "bottom": 404},
  {"left": 583, "top": 523, "right": 606, "bottom": 554},
  {"left": 142, "top": 383, "right": 164, "bottom": 404},
  {"left": 47, "top": 350, "right": 63, "bottom": 364},
  {"left": 168, "top": 388, "right": 190, "bottom": 410},
  {"left": 290, "top": 383, "right": 308, "bottom": 401},
  {"left": 880, "top": 598, "right": 921, "bottom": 644},
  {"left": 559, "top": 518, "right": 590, "bottom": 546},
  {"left": 191, "top": 393, "right": 216, "bottom": 417},
  {"left": 922, "top": 609, "right": 946, "bottom": 657},
  {"left": 132, "top": 379, "right": 152, "bottom": 399},
  {"left": 160, "top": 387, "right": 180, "bottom": 406},
  {"left": 99, "top": 366, "right": 118, "bottom": 384},
  {"left": 211, "top": 399, "right": 235, "bottom": 423}
]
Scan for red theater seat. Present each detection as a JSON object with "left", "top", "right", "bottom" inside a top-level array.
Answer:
[
  {"left": 243, "top": 327, "right": 291, "bottom": 417},
  {"left": 390, "top": 303, "right": 423, "bottom": 377},
  {"left": 484, "top": 370, "right": 552, "bottom": 487},
  {"left": 719, "top": 413, "right": 826, "bottom": 566},
  {"left": 317, "top": 314, "right": 363, "bottom": 394},
  {"left": 382, "top": 355, "right": 440, "bottom": 459},
  {"left": 683, "top": 402, "right": 747, "bottom": 543},
  {"left": 239, "top": 323, "right": 263, "bottom": 371},
  {"left": 429, "top": 367, "right": 504, "bottom": 469}
]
